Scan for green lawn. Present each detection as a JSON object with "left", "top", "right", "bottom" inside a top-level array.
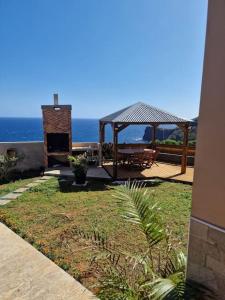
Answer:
[
  {"left": 0, "top": 178, "right": 192, "bottom": 292},
  {"left": 0, "top": 177, "right": 37, "bottom": 197}
]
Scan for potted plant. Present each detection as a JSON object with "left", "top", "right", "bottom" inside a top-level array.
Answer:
[{"left": 68, "top": 154, "right": 88, "bottom": 185}]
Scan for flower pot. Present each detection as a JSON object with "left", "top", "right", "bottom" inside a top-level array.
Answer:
[
  {"left": 58, "top": 178, "right": 72, "bottom": 190},
  {"left": 74, "top": 172, "right": 87, "bottom": 185}
]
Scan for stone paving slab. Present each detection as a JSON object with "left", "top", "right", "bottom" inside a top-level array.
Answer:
[
  {"left": 40, "top": 176, "right": 52, "bottom": 180},
  {"left": 0, "top": 193, "right": 21, "bottom": 200},
  {"left": 0, "top": 200, "right": 11, "bottom": 205},
  {"left": 0, "top": 223, "right": 97, "bottom": 300},
  {"left": 14, "top": 187, "right": 30, "bottom": 193},
  {"left": 0, "top": 177, "right": 52, "bottom": 207},
  {"left": 34, "top": 179, "right": 47, "bottom": 183},
  {"left": 25, "top": 182, "right": 40, "bottom": 188}
]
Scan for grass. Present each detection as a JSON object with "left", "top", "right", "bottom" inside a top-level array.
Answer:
[
  {"left": 0, "top": 178, "right": 192, "bottom": 292},
  {"left": 0, "top": 177, "right": 37, "bottom": 197}
]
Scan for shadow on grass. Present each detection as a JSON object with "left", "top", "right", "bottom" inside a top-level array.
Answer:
[
  {"left": 58, "top": 178, "right": 111, "bottom": 193},
  {"left": 58, "top": 177, "right": 163, "bottom": 193}
]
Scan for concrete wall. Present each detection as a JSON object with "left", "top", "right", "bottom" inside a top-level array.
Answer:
[
  {"left": 187, "top": 0, "right": 225, "bottom": 298},
  {"left": 0, "top": 142, "right": 44, "bottom": 171}
]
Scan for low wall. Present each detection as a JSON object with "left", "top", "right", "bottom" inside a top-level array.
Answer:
[{"left": 0, "top": 142, "right": 44, "bottom": 172}]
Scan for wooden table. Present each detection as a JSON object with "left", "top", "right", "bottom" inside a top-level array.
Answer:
[
  {"left": 118, "top": 148, "right": 156, "bottom": 167},
  {"left": 118, "top": 148, "right": 144, "bottom": 154}
]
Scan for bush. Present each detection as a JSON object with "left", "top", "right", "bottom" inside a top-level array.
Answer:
[
  {"left": 0, "top": 154, "right": 22, "bottom": 183},
  {"left": 160, "top": 139, "right": 181, "bottom": 145},
  {"left": 188, "top": 140, "right": 196, "bottom": 147}
]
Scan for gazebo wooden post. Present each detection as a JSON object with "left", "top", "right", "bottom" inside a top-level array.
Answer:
[
  {"left": 151, "top": 124, "right": 158, "bottom": 148},
  {"left": 113, "top": 123, "right": 118, "bottom": 179},
  {"left": 99, "top": 121, "right": 105, "bottom": 166},
  {"left": 181, "top": 123, "right": 189, "bottom": 174}
]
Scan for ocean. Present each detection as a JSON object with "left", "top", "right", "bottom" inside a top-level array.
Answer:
[{"left": 0, "top": 118, "right": 148, "bottom": 143}]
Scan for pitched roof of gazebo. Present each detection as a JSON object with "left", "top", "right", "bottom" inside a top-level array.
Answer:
[{"left": 100, "top": 102, "right": 190, "bottom": 124}]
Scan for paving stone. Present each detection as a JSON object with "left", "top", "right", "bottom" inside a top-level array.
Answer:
[
  {"left": 14, "top": 187, "right": 29, "bottom": 193},
  {"left": 34, "top": 179, "right": 46, "bottom": 183},
  {"left": 0, "top": 200, "right": 11, "bottom": 205},
  {"left": 0, "top": 193, "right": 21, "bottom": 200},
  {"left": 0, "top": 223, "right": 97, "bottom": 300},
  {"left": 40, "top": 176, "right": 52, "bottom": 180},
  {"left": 26, "top": 182, "right": 39, "bottom": 188}
]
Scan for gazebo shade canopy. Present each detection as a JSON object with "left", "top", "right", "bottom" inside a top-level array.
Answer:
[{"left": 100, "top": 102, "right": 190, "bottom": 124}]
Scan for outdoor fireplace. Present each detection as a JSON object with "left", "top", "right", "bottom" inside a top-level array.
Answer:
[
  {"left": 47, "top": 133, "right": 69, "bottom": 153},
  {"left": 41, "top": 94, "right": 72, "bottom": 167}
]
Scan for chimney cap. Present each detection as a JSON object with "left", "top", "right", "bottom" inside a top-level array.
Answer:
[{"left": 53, "top": 93, "right": 59, "bottom": 105}]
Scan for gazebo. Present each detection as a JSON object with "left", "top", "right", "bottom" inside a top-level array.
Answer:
[{"left": 99, "top": 102, "right": 191, "bottom": 179}]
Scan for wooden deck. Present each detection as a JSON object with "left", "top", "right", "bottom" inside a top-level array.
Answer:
[{"left": 104, "top": 162, "right": 194, "bottom": 183}]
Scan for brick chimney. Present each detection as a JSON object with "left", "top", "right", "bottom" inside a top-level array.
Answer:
[{"left": 41, "top": 94, "right": 72, "bottom": 168}]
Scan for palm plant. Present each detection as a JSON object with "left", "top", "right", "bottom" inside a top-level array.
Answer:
[
  {"left": 73, "top": 181, "right": 213, "bottom": 299},
  {"left": 112, "top": 181, "right": 188, "bottom": 299}
]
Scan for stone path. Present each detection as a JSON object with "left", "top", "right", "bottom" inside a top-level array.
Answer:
[
  {"left": 0, "top": 176, "right": 51, "bottom": 206},
  {"left": 0, "top": 177, "right": 97, "bottom": 299},
  {"left": 0, "top": 222, "right": 96, "bottom": 300}
]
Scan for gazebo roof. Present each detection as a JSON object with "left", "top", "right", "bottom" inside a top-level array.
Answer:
[{"left": 100, "top": 102, "right": 190, "bottom": 124}]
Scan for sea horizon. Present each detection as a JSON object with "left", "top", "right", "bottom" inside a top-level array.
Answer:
[{"left": 0, "top": 117, "right": 148, "bottom": 143}]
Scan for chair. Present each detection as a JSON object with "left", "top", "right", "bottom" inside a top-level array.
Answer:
[
  {"left": 143, "top": 149, "right": 159, "bottom": 168},
  {"left": 128, "top": 152, "right": 145, "bottom": 168},
  {"left": 118, "top": 152, "right": 127, "bottom": 166},
  {"left": 86, "top": 146, "right": 99, "bottom": 165}
]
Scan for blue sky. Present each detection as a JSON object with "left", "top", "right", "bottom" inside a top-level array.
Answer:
[{"left": 0, "top": 0, "right": 207, "bottom": 119}]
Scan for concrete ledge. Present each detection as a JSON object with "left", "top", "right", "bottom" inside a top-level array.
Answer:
[{"left": 0, "top": 223, "right": 97, "bottom": 300}]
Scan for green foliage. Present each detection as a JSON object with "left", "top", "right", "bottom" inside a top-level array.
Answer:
[
  {"left": 188, "top": 140, "right": 196, "bottom": 147},
  {"left": 0, "top": 177, "right": 35, "bottom": 196},
  {"left": 113, "top": 181, "right": 166, "bottom": 247},
  {"left": 29, "top": 179, "right": 58, "bottom": 196},
  {"left": 0, "top": 154, "right": 22, "bottom": 183},
  {"left": 159, "top": 139, "right": 182, "bottom": 146},
  {"left": 146, "top": 251, "right": 186, "bottom": 300},
  {"left": 68, "top": 155, "right": 88, "bottom": 182},
  {"left": 68, "top": 154, "right": 88, "bottom": 171},
  {"left": 73, "top": 181, "right": 213, "bottom": 300}
]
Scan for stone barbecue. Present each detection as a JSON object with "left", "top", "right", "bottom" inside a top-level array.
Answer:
[{"left": 41, "top": 94, "right": 72, "bottom": 167}]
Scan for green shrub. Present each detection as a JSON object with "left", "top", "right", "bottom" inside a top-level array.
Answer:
[{"left": 0, "top": 154, "right": 22, "bottom": 183}]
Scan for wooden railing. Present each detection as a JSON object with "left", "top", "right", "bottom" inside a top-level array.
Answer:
[
  {"left": 117, "top": 143, "right": 196, "bottom": 157},
  {"left": 72, "top": 142, "right": 99, "bottom": 148}
]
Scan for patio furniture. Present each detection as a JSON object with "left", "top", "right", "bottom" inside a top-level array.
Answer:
[
  {"left": 99, "top": 102, "right": 191, "bottom": 178},
  {"left": 86, "top": 146, "right": 99, "bottom": 165},
  {"left": 128, "top": 152, "right": 145, "bottom": 168},
  {"left": 118, "top": 148, "right": 145, "bottom": 167},
  {"left": 143, "top": 149, "right": 159, "bottom": 168}
]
